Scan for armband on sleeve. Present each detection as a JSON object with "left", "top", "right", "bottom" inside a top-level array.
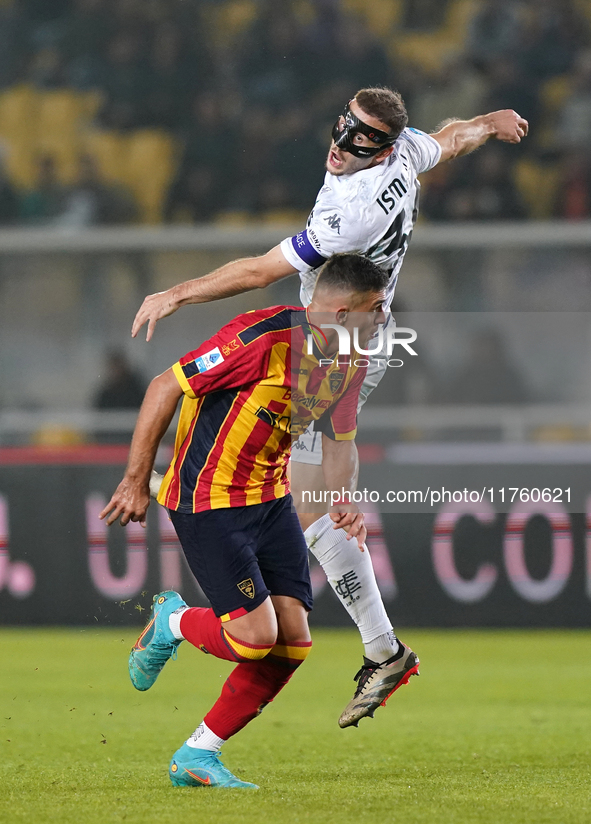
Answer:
[{"left": 281, "top": 229, "right": 327, "bottom": 272}]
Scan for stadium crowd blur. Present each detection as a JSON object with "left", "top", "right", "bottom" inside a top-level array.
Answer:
[{"left": 0, "top": 0, "right": 590, "bottom": 225}]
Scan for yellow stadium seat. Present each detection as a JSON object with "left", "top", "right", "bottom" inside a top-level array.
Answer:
[
  {"left": 36, "top": 135, "right": 80, "bottom": 184},
  {"left": 2, "top": 139, "right": 35, "bottom": 187},
  {"left": 388, "top": 0, "right": 478, "bottom": 73},
  {"left": 540, "top": 75, "right": 573, "bottom": 115},
  {"left": 125, "top": 130, "right": 179, "bottom": 223},
  {"left": 204, "top": 0, "right": 259, "bottom": 48},
  {"left": 32, "top": 426, "right": 86, "bottom": 447},
  {"left": 443, "top": 0, "right": 479, "bottom": 45},
  {"left": 536, "top": 75, "right": 573, "bottom": 150},
  {"left": 343, "top": 0, "right": 402, "bottom": 38},
  {"left": 532, "top": 424, "right": 581, "bottom": 443},
  {"left": 83, "top": 129, "right": 129, "bottom": 183},
  {"left": 394, "top": 31, "right": 454, "bottom": 74},
  {"left": 37, "top": 90, "right": 88, "bottom": 141},
  {"left": 80, "top": 90, "right": 103, "bottom": 120},
  {"left": 0, "top": 84, "right": 39, "bottom": 139},
  {"left": 514, "top": 158, "right": 560, "bottom": 219}
]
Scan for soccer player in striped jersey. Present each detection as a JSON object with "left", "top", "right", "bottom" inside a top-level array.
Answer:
[
  {"left": 132, "top": 87, "right": 528, "bottom": 727},
  {"left": 101, "top": 254, "right": 407, "bottom": 788}
]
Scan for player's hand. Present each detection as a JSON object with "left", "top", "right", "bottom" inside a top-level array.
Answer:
[
  {"left": 329, "top": 504, "right": 366, "bottom": 550},
  {"left": 99, "top": 477, "right": 150, "bottom": 527},
  {"left": 489, "top": 110, "right": 529, "bottom": 143},
  {"left": 131, "top": 289, "right": 181, "bottom": 342}
]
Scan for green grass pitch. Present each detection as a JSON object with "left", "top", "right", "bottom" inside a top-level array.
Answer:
[{"left": 1, "top": 628, "right": 589, "bottom": 824}]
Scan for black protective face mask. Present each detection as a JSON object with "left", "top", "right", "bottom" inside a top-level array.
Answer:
[{"left": 331, "top": 102, "right": 397, "bottom": 158}]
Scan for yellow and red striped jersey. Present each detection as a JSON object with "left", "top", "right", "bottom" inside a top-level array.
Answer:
[{"left": 158, "top": 306, "right": 366, "bottom": 513}]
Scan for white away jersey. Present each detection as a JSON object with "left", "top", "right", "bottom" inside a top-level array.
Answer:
[{"left": 280, "top": 127, "right": 441, "bottom": 309}]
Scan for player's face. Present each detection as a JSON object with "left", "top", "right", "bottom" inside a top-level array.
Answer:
[
  {"left": 346, "top": 291, "right": 387, "bottom": 347},
  {"left": 326, "top": 99, "right": 392, "bottom": 176}
]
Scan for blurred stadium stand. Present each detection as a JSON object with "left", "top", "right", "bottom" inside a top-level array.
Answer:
[
  {"left": 0, "top": 0, "right": 589, "bottom": 440},
  {"left": 0, "top": 0, "right": 588, "bottom": 223}
]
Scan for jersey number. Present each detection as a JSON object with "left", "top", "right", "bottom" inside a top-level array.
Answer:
[{"left": 367, "top": 211, "right": 409, "bottom": 259}]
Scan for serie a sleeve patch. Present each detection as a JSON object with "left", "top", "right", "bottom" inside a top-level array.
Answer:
[{"left": 183, "top": 347, "right": 225, "bottom": 377}]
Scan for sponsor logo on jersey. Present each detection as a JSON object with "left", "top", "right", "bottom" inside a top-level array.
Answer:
[
  {"left": 255, "top": 406, "right": 291, "bottom": 431},
  {"left": 221, "top": 338, "right": 240, "bottom": 356},
  {"left": 291, "top": 391, "right": 331, "bottom": 410},
  {"left": 195, "top": 347, "right": 224, "bottom": 373},
  {"left": 308, "top": 228, "right": 321, "bottom": 250}
]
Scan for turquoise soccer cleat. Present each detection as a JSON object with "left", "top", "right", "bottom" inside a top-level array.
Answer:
[
  {"left": 169, "top": 744, "right": 259, "bottom": 789},
  {"left": 128, "top": 590, "right": 186, "bottom": 691}
]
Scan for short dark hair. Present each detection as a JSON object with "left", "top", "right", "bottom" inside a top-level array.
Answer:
[
  {"left": 315, "top": 253, "right": 389, "bottom": 296},
  {"left": 354, "top": 87, "right": 408, "bottom": 139}
]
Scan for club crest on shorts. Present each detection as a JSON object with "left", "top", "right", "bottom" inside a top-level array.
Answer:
[
  {"left": 329, "top": 371, "right": 344, "bottom": 394},
  {"left": 238, "top": 578, "right": 255, "bottom": 599}
]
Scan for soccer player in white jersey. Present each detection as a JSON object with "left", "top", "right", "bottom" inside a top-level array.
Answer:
[{"left": 133, "top": 87, "right": 528, "bottom": 727}]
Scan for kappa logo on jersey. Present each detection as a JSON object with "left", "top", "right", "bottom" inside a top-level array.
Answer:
[
  {"left": 221, "top": 338, "right": 240, "bottom": 357},
  {"left": 238, "top": 578, "right": 255, "bottom": 599},
  {"left": 291, "top": 439, "right": 309, "bottom": 451},
  {"left": 324, "top": 213, "right": 341, "bottom": 234},
  {"left": 195, "top": 347, "right": 224, "bottom": 373}
]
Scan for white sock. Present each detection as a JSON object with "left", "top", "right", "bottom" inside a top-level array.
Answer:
[
  {"left": 168, "top": 606, "right": 189, "bottom": 640},
  {"left": 365, "top": 630, "right": 400, "bottom": 663},
  {"left": 186, "top": 722, "right": 226, "bottom": 752},
  {"left": 305, "top": 514, "right": 399, "bottom": 663}
]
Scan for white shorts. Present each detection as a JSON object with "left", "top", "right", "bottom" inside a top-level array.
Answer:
[{"left": 291, "top": 320, "right": 391, "bottom": 466}]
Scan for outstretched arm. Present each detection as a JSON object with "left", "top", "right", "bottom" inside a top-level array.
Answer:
[
  {"left": 99, "top": 368, "right": 182, "bottom": 526},
  {"left": 132, "top": 244, "right": 297, "bottom": 341},
  {"left": 432, "top": 109, "right": 528, "bottom": 163}
]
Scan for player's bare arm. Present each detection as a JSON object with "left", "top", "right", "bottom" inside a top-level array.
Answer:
[
  {"left": 131, "top": 244, "right": 297, "bottom": 341},
  {"left": 99, "top": 368, "right": 182, "bottom": 526},
  {"left": 320, "top": 435, "right": 366, "bottom": 549},
  {"left": 433, "top": 110, "right": 529, "bottom": 163}
]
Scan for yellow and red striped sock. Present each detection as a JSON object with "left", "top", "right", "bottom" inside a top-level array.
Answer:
[{"left": 204, "top": 639, "right": 312, "bottom": 740}]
